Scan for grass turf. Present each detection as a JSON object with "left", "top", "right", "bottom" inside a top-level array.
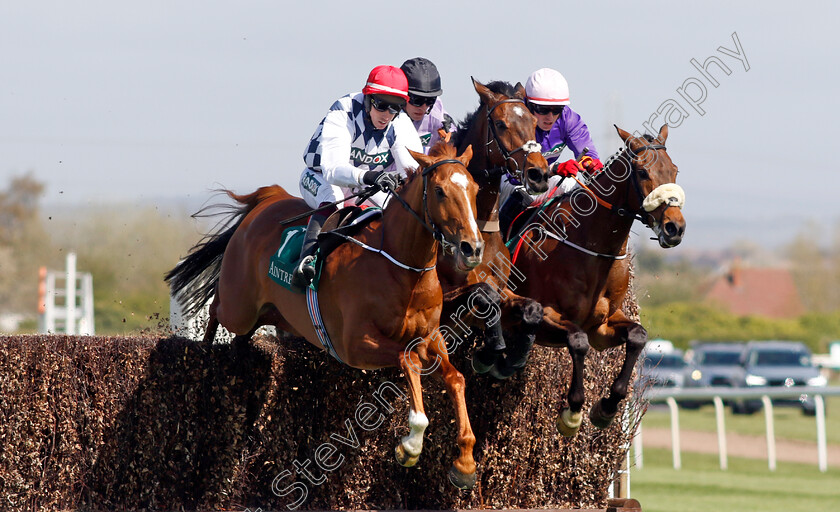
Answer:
[{"left": 630, "top": 447, "right": 840, "bottom": 512}]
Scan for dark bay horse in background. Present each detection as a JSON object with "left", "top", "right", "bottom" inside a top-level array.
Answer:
[
  {"left": 437, "top": 79, "right": 549, "bottom": 378},
  {"left": 167, "top": 144, "right": 483, "bottom": 489},
  {"left": 506, "top": 124, "right": 686, "bottom": 436}
]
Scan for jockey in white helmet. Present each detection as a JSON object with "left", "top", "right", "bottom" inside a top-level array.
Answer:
[{"left": 499, "top": 68, "right": 602, "bottom": 234}]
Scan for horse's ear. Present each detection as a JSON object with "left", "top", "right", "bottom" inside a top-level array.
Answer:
[
  {"left": 614, "top": 125, "right": 633, "bottom": 143},
  {"left": 513, "top": 82, "right": 527, "bottom": 100},
  {"left": 657, "top": 124, "right": 669, "bottom": 144},
  {"left": 615, "top": 125, "right": 650, "bottom": 153},
  {"left": 458, "top": 145, "right": 474, "bottom": 167},
  {"left": 409, "top": 149, "right": 433, "bottom": 169},
  {"left": 472, "top": 77, "right": 501, "bottom": 105}
]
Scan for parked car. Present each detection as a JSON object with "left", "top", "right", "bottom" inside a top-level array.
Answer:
[
  {"left": 731, "top": 341, "right": 828, "bottom": 415},
  {"left": 636, "top": 345, "right": 687, "bottom": 394},
  {"left": 681, "top": 341, "right": 745, "bottom": 408}
]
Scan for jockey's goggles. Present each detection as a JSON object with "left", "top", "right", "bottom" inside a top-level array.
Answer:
[
  {"left": 529, "top": 102, "right": 565, "bottom": 116},
  {"left": 369, "top": 96, "right": 403, "bottom": 115},
  {"left": 408, "top": 94, "right": 436, "bottom": 107}
]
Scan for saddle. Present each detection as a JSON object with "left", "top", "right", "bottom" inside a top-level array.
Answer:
[{"left": 268, "top": 206, "right": 383, "bottom": 293}]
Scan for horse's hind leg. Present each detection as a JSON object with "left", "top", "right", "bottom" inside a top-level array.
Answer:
[
  {"left": 203, "top": 294, "right": 221, "bottom": 345},
  {"left": 589, "top": 311, "right": 647, "bottom": 429},
  {"left": 427, "top": 336, "right": 477, "bottom": 489}
]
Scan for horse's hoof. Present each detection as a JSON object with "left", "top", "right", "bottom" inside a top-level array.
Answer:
[
  {"left": 556, "top": 408, "right": 583, "bottom": 437},
  {"left": 448, "top": 465, "right": 476, "bottom": 489},
  {"left": 589, "top": 399, "right": 617, "bottom": 430},
  {"left": 395, "top": 444, "right": 420, "bottom": 467},
  {"left": 489, "top": 356, "right": 524, "bottom": 380},
  {"left": 471, "top": 356, "right": 494, "bottom": 374},
  {"left": 489, "top": 362, "right": 516, "bottom": 380}
]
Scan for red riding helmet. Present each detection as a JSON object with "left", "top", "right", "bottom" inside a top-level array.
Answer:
[{"left": 362, "top": 65, "right": 410, "bottom": 102}]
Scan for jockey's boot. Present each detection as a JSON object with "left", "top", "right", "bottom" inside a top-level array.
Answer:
[
  {"left": 499, "top": 186, "right": 532, "bottom": 238},
  {"left": 291, "top": 211, "right": 328, "bottom": 291}
]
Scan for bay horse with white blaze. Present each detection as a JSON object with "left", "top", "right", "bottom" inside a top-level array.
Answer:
[
  {"left": 166, "top": 144, "right": 482, "bottom": 489},
  {"left": 505, "top": 124, "right": 686, "bottom": 436},
  {"left": 437, "top": 79, "right": 549, "bottom": 378}
]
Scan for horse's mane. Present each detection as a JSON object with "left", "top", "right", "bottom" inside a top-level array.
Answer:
[
  {"left": 452, "top": 81, "right": 518, "bottom": 149},
  {"left": 427, "top": 141, "right": 458, "bottom": 159},
  {"left": 395, "top": 142, "right": 459, "bottom": 194},
  {"left": 553, "top": 133, "right": 662, "bottom": 204}
]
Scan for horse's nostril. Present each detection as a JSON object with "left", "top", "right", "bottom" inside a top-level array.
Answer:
[
  {"left": 663, "top": 222, "right": 678, "bottom": 237},
  {"left": 527, "top": 167, "right": 545, "bottom": 183},
  {"left": 460, "top": 241, "right": 475, "bottom": 258}
]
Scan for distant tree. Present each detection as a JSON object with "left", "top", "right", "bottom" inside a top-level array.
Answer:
[
  {"left": 45, "top": 204, "right": 201, "bottom": 334},
  {"left": 787, "top": 222, "right": 831, "bottom": 312},
  {"left": 632, "top": 246, "right": 702, "bottom": 308},
  {"left": 830, "top": 222, "right": 840, "bottom": 311},
  {"left": 0, "top": 173, "right": 52, "bottom": 315}
]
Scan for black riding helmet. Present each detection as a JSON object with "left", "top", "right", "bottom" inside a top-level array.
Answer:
[{"left": 400, "top": 57, "right": 443, "bottom": 97}]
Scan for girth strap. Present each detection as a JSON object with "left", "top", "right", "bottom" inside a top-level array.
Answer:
[{"left": 306, "top": 287, "right": 344, "bottom": 364}]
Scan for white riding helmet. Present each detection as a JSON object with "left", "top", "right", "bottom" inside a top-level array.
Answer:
[{"left": 525, "top": 68, "right": 570, "bottom": 106}]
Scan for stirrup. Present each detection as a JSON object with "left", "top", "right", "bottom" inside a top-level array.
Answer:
[{"left": 291, "top": 255, "right": 316, "bottom": 290}]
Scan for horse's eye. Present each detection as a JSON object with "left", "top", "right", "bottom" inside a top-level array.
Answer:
[
  {"left": 435, "top": 186, "right": 446, "bottom": 199},
  {"left": 637, "top": 168, "right": 650, "bottom": 180},
  {"left": 495, "top": 120, "right": 507, "bottom": 131}
]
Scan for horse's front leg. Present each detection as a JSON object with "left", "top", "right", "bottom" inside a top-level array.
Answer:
[
  {"left": 534, "top": 306, "right": 589, "bottom": 437},
  {"left": 588, "top": 310, "right": 647, "bottom": 429},
  {"left": 441, "top": 282, "right": 506, "bottom": 374},
  {"left": 396, "top": 349, "right": 429, "bottom": 469},
  {"left": 426, "top": 332, "right": 477, "bottom": 489},
  {"left": 489, "top": 290, "right": 543, "bottom": 379}
]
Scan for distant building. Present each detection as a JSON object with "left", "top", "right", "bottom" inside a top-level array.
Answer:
[{"left": 705, "top": 260, "right": 804, "bottom": 318}]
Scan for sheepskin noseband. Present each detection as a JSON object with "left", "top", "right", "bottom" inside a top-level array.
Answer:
[{"left": 642, "top": 183, "right": 685, "bottom": 212}]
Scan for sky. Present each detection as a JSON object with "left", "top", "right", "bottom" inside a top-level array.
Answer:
[{"left": 2, "top": 0, "right": 838, "bottom": 252}]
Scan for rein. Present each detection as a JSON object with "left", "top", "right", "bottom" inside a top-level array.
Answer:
[
  {"left": 325, "top": 159, "right": 467, "bottom": 273},
  {"left": 574, "top": 143, "right": 668, "bottom": 227},
  {"left": 511, "top": 142, "right": 672, "bottom": 261},
  {"left": 385, "top": 158, "right": 466, "bottom": 257}
]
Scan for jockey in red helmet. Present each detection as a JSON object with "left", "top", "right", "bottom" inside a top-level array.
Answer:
[{"left": 293, "top": 65, "right": 423, "bottom": 290}]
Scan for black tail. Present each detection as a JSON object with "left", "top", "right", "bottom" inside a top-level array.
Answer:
[{"left": 165, "top": 189, "right": 264, "bottom": 318}]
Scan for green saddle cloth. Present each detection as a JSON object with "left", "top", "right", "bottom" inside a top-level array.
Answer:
[{"left": 268, "top": 226, "right": 322, "bottom": 293}]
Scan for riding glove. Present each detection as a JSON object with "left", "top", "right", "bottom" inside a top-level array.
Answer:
[
  {"left": 580, "top": 156, "right": 604, "bottom": 172},
  {"left": 552, "top": 159, "right": 583, "bottom": 178},
  {"left": 362, "top": 171, "right": 402, "bottom": 192}
]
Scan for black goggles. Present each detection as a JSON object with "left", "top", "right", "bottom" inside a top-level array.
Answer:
[
  {"left": 529, "top": 103, "right": 565, "bottom": 116},
  {"left": 408, "top": 94, "right": 437, "bottom": 107},
  {"left": 369, "top": 96, "right": 403, "bottom": 114}
]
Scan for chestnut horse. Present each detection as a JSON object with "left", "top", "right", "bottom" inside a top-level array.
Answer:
[
  {"left": 437, "top": 79, "right": 548, "bottom": 377},
  {"left": 166, "top": 144, "right": 482, "bottom": 488},
  {"left": 505, "top": 125, "right": 685, "bottom": 436}
]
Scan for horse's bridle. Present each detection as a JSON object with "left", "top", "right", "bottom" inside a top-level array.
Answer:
[
  {"left": 485, "top": 99, "right": 542, "bottom": 185},
  {"left": 575, "top": 143, "right": 669, "bottom": 228},
  {"left": 386, "top": 158, "right": 468, "bottom": 256}
]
